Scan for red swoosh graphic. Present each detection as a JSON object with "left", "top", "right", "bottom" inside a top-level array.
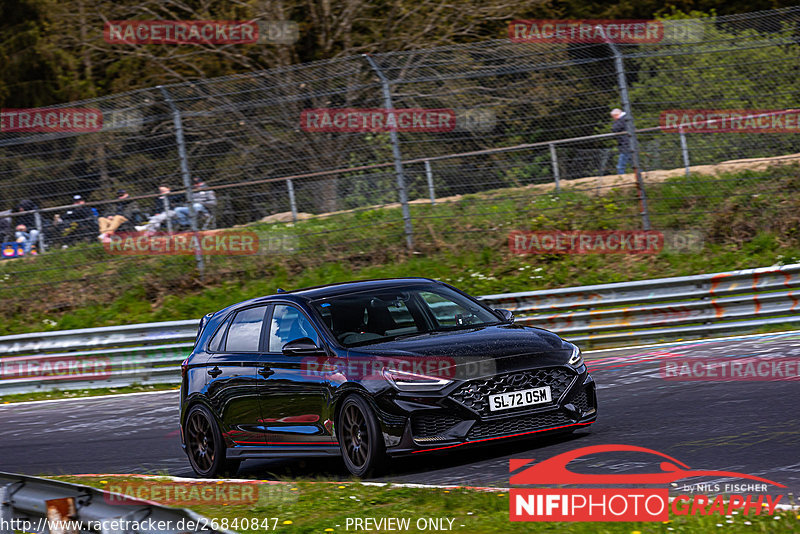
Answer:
[{"left": 510, "top": 444, "right": 785, "bottom": 488}]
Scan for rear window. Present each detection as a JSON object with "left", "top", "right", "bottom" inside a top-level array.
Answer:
[
  {"left": 224, "top": 306, "right": 267, "bottom": 352},
  {"left": 207, "top": 317, "right": 229, "bottom": 352}
]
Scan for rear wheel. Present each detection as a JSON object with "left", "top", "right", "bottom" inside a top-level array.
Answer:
[
  {"left": 337, "top": 395, "right": 386, "bottom": 478},
  {"left": 185, "top": 404, "right": 240, "bottom": 477}
]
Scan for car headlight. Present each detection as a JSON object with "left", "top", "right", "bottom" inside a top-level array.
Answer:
[
  {"left": 382, "top": 368, "right": 452, "bottom": 391},
  {"left": 568, "top": 344, "right": 584, "bottom": 367}
]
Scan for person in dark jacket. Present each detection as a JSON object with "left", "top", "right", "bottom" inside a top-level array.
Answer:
[
  {"left": 14, "top": 199, "right": 38, "bottom": 231},
  {"left": 611, "top": 108, "right": 632, "bottom": 175},
  {"left": 98, "top": 190, "right": 142, "bottom": 238},
  {"left": 60, "top": 195, "right": 99, "bottom": 243}
]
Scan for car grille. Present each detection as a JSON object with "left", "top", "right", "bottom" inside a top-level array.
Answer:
[
  {"left": 571, "top": 389, "right": 590, "bottom": 413},
  {"left": 412, "top": 413, "right": 462, "bottom": 438},
  {"left": 467, "top": 411, "right": 573, "bottom": 440},
  {"left": 451, "top": 366, "right": 576, "bottom": 415}
]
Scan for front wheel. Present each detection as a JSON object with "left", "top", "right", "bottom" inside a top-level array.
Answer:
[
  {"left": 185, "top": 404, "right": 240, "bottom": 477},
  {"left": 337, "top": 395, "right": 386, "bottom": 478}
]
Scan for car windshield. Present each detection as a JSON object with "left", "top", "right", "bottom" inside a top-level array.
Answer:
[{"left": 311, "top": 284, "right": 501, "bottom": 347}]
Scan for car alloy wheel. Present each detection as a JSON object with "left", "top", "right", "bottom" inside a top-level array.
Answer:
[
  {"left": 185, "top": 404, "right": 240, "bottom": 477},
  {"left": 338, "top": 395, "right": 385, "bottom": 477}
]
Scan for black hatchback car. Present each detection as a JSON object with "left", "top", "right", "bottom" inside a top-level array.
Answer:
[{"left": 180, "top": 278, "right": 597, "bottom": 477}]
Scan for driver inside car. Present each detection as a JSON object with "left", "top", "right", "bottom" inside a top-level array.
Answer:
[{"left": 272, "top": 306, "right": 314, "bottom": 350}]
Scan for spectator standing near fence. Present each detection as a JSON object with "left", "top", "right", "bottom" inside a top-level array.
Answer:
[
  {"left": 611, "top": 108, "right": 632, "bottom": 175},
  {"left": 174, "top": 178, "right": 217, "bottom": 228}
]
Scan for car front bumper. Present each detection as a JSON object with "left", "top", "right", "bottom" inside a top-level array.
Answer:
[{"left": 382, "top": 367, "right": 597, "bottom": 456}]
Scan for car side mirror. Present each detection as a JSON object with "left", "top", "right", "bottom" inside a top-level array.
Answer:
[
  {"left": 495, "top": 308, "right": 514, "bottom": 323},
  {"left": 282, "top": 337, "right": 325, "bottom": 356}
]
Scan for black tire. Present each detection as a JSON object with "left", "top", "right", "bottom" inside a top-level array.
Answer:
[
  {"left": 185, "top": 404, "right": 240, "bottom": 478},
  {"left": 337, "top": 395, "right": 386, "bottom": 478}
]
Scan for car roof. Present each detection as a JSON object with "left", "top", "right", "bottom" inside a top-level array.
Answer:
[
  {"left": 286, "top": 277, "right": 443, "bottom": 299},
  {"left": 225, "top": 277, "right": 442, "bottom": 311}
]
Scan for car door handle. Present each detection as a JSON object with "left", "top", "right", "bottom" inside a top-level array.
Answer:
[
  {"left": 207, "top": 366, "right": 222, "bottom": 378},
  {"left": 258, "top": 367, "right": 275, "bottom": 377}
]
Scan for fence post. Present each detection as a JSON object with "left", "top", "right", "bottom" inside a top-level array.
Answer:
[
  {"left": 604, "top": 37, "right": 652, "bottom": 231},
  {"left": 549, "top": 143, "right": 561, "bottom": 193},
  {"left": 158, "top": 85, "right": 204, "bottom": 276},
  {"left": 424, "top": 160, "right": 436, "bottom": 206},
  {"left": 162, "top": 196, "right": 173, "bottom": 235},
  {"left": 287, "top": 179, "right": 298, "bottom": 223},
  {"left": 679, "top": 128, "right": 690, "bottom": 177},
  {"left": 33, "top": 210, "right": 45, "bottom": 253},
  {"left": 363, "top": 54, "right": 414, "bottom": 250}
]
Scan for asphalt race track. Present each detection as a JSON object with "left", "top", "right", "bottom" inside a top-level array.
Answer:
[{"left": 2, "top": 332, "right": 799, "bottom": 494}]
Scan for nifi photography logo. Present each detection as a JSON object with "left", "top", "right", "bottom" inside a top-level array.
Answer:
[{"left": 510, "top": 444, "right": 785, "bottom": 522}]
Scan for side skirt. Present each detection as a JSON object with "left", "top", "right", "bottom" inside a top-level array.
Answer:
[{"left": 227, "top": 445, "right": 341, "bottom": 459}]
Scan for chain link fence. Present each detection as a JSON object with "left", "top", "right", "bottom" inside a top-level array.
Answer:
[{"left": 2, "top": 7, "right": 800, "bottom": 306}]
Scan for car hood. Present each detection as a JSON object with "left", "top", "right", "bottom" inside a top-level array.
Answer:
[{"left": 346, "top": 324, "right": 573, "bottom": 377}]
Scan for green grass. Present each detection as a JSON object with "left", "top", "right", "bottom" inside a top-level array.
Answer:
[
  {"left": 0, "top": 382, "right": 179, "bottom": 404},
  {"left": 50, "top": 476, "right": 799, "bottom": 533},
  {"left": 2, "top": 166, "right": 799, "bottom": 335}
]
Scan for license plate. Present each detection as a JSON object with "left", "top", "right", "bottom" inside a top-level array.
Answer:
[{"left": 488, "top": 386, "right": 551, "bottom": 412}]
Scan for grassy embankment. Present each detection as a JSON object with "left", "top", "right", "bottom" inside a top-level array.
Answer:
[
  {"left": 1, "top": 166, "right": 798, "bottom": 336},
  {"left": 52, "top": 476, "right": 800, "bottom": 533}
]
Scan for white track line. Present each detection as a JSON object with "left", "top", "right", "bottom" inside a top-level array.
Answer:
[{"left": 0, "top": 388, "right": 179, "bottom": 407}]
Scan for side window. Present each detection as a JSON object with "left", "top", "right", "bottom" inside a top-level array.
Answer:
[
  {"left": 268, "top": 305, "right": 319, "bottom": 352},
  {"left": 207, "top": 317, "right": 230, "bottom": 352},
  {"left": 225, "top": 306, "right": 267, "bottom": 352},
  {"left": 419, "top": 291, "right": 474, "bottom": 327},
  {"left": 383, "top": 298, "right": 417, "bottom": 334}
]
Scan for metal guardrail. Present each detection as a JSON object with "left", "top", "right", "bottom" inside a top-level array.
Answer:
[
  {"left": 0, "top": 320, "right": 198, "bottom": 395},
  {"left": 0, "top": 471, "right": 234, "bottom": 534},
  {"left": 0, "top": 264, "right": 798, "bottom": 395},
  {"left": 481, "top": 263, "right": 800, "bottom": 346}
]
